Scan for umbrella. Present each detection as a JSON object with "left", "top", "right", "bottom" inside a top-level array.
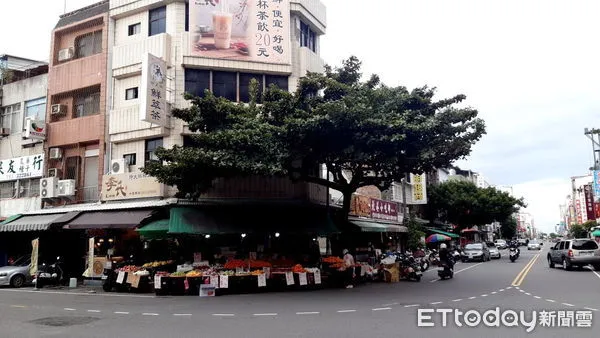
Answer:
[{"left": 426, "top": 234, "right": 451, "bottom": 243}]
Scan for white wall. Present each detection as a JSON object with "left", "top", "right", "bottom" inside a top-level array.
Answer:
[{"left": 0, "top": 197, "right": 41, "bottom": 218}]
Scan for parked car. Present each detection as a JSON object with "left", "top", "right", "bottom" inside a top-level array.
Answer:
[
  {"left": 0, "top": 255, "right": 33, "bottom": 288},
  {"left": 547, "top": 239, "right": 600, "bottom": 271},
  {"left": 487, "top": 242, "right": 501, "bottom": 259},
  {"left": 528, "top": 240, "right": 541, "bottom": 250},
  {"left": 461, "top": 242, "right": 491, "bottom": 262},
  {"left": 494, "top": 239, "right": 507, "bottom": 250},
  {"left": 518, "top": 238, "right": 528, "bottom": 246}
]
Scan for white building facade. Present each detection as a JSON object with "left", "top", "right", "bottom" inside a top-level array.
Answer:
[
  {"left": 0, "top": 55, "right": 48, "bottom": 219},
  {"left": 105, "top": 0, "right": 326, "bottom": 202}
]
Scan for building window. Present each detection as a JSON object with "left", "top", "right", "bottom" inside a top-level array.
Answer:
[
  {"left": 300, "top": 21, "right": 316, "bottom": 53},
  {"left": 185, "top": 3, "right": 189, "bottom": 32},
  {"left": 65, "top": 156, "right": 80, "bottom": 181},
  {"left": 265, "top": 75, "right": 289, "bottom": 91},
  {"left": 149, "top": 6, "right": 167, "bottom": 36},
  {"left": 74, "top": 91, "right": 100, "bottom": 117},
  {"left": 0, "top": 181, "right": 15, "bottom": 199},
  {"left": 212, "top": 71, "right": 237, "bottom": 101},
  {"left": 128, "top": 23, "right": 141, "bottom": 36},
  {"left": 125, "top": 87, "right": 139, "bottom": 100},
  {"left": 75, "top": 30, "right": 102, "bottom": 58},
  {"left": 145, "top": 137, "right": 163, "bottom": 163},
  {"left": 24, "top": 97, "right": 46, "bottom": 125},
  {"left": 239, "top": 73, "right": 264, "bottom": 103},
  {"left": 18, "top": 178, "right": 40, "bottom": 198},
  {"left": 1, "top": 103, "right": 22, "bottom": 134},
  {"left": 123, "top": 153, "right": 137, "bottom": 166},
  {"left": 184, "top": 69, "right": 210, "bottom": 98}
]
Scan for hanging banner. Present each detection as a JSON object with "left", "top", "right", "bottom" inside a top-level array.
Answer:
[
  {"left": 409, "top": 173, "right": 428, "bottom": 204},
  {"left": 139, "top": 53, "right": 168, "bottom": 126},
  {"left": 30, "top": 238, "right": 39, "bottom": 277},
  {"left": 584, "top": 184, "right": 595, "bottom": 221},
  {"left": 594, "top": 171, "right": 600, "bottom": 202}
]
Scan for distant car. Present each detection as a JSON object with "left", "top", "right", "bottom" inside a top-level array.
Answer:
[
  {"left": 518, "top": 238, "right": 528, "bottom": 246},
  {"left": 0, "top": 255, "right": 33, "bottom": 288},
  {"left": 547, "top": 239, "right": 600, "bottom": 270},
  {"left": 487, "top": 242, "right": 501, "bottom": 259},
  {"left": 461, "top": 242, "right": 491, "bottom": 262},
  {"left": 494, "top": 239, "right": 507, "bottom": 250},
  {"left": 528, "top": 240, "right": 541, "bottom": 250}
]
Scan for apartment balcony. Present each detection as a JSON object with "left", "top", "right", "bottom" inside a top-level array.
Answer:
[
  {"left": 49, "top": 54, "right": 106, "bottom": 95},
  {"left": 298, "top": 46, "right": 325, "bottom": 74},
  {"left": 109, "top": 105, "right": 170, "bottom": 143},
  {"left": 112, "top": 33, "right": 171, "bottom": 78},
  {"left": 291, "top": 0, "right": 327, "bottom": 33},
  {"left": 47, "top": 115, "right": 102, "bottom": 147}
]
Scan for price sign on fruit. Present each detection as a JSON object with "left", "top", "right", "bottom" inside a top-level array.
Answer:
[
  {"left": 117, "top": 271, "right": 125, "bottom": 284},
  {"left": 154, "top": 275, "right": 162, "bottom": 289},
  {"left": 314, "top": 270, "right": 321, "bottom": 284},
  {"left": 257, "top": 273, "right": 267, "bottom": 287},
  {"left": 219, "top": 275, "right": 229, "bottom": 288},
  {"left": 285, "top": 271, "right": 294, "bottom": 285},
  {"left": 298, "top": 272, "right": 308, "bottom": 286}
]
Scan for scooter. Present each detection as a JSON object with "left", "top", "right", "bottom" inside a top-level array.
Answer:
[
  {"left": 34, "top": 256, "right": 65, "bottom": 289},
  {"left": 438, "top": 257, "right": 455, "bottom": 280},
  {"left": 509, "top": 247, "right": 519, "bottom": 262},
  {"left": 398, "top": 253, "right": 422, "bottom": 282}
]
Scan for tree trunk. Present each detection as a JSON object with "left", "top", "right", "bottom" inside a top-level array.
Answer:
[{"left": 341, "top": 190, "right": 353, "bottom": 223}]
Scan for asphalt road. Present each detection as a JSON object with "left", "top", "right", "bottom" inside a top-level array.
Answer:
[{"left": 0, "top": 243, "right": 599, "bottom": 338}]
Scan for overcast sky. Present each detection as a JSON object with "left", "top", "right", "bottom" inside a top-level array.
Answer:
[{"left": 3, "top": 0, "right": 599, "bottom": 234}]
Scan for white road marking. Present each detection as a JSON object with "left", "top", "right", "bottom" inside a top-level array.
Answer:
[
  {"left": 499, "top": 289, "right": 505, "bottom": 292},
  {"left": 404, "top": 304, "right": 420, "bottom": 308},
  {"left": 0, "top": 288, "right": 154, "bottom": 298},
  {"left": 87, "top": 310, "right": 101, "bottom": 313},
  {"left": 430, "top": 263, "right": 483, "bottom": 282},
  {"left": 212, "top": 314, "right": 235, "bottom": 317},
  {"left": 481, "top": 294, "right": 488, "bottom": 297},
  {"left": 253, "top": 313, "right": 277, "bottom": 316},
  {"left": 546, "top": 299, "right": 556, "bottom": 303},
  {"left": 173, "top": 314, "right": 192, "bottom": 316},
  {"left": 10, "top": 305, "right": 26, "bottom": 308},
  {"left": 64, "top": 308, "right": 76, "bottom": 311},
  {"left": 525, "top": 292, "right": 531, "bottom": 296},
  {"left": 143, "top": 313, "right": 159, "bottom": 316},
  {"left": 506, "top": 287, "right": 513, "bottom": 289},
  {"left": 337, "top": 310, "right": 357, "bottom": 313},
  {"left": 430, "top": 302, "right": 443, "bottom": 305},
  {"left": 468, "top": 296, "right": 476, "bottom": 300},
  {"left": 491, "top": 292, "right": 497, "bottom": 294},
  {"left": 562, "top": 303, "right": 574, "bottom": 307},
  {"left": 584, "top": 307, "right": 598, "bottom": 312},
  {"left": 296, "top": 312, "right": 320, "bottom": 315},
  {"left": 515, "top": 287, "right": 520, "bottom": 289},
  {"left": 114, "top": 311, "right": 130, "bottom": 315},
  {"left": 452, "top": 299, "right": 462, "bottom": 302},
  {"left": 534, "top": 296, "right": 541, "bottom": 299},
  {"left": 372, "top": 307, "right": 391, "bottom": 311},
  {"left": 382, "top": 303, "right": 399, "bottom": 306},
  {"left": 589, "top": 268, "right": 600, "bottom": 281},
  {"left": 519, "top": 290, "right": 525, "bottom": 293}
]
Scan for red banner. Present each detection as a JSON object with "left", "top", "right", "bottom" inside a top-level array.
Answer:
[{"left": 584, "top": 185, "right": 595, "bottom": 221}]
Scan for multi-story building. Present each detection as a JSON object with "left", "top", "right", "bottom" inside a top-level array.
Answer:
[
  {"left": 44, "top": 0, "right": 110, "bottom": 205},
  {"left": 0, "top": 54, "right": 48, "bottom": 220}
]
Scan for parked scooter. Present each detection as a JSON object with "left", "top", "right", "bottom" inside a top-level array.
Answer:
[
  {"left": 437, "top": 257, "right": 455, "bottom": 280},
  {"left": 34, "top": 256, "right": 65, "bottom": 288},
  {"left": 509, "top": 247, "right": 519, "bottom": 262},
  {"left": 398, "top": 253, "right": 422, "bottom": 282}
]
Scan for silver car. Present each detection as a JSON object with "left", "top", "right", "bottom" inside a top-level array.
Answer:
[
  {"left": 528, "top": 240, "right": 541, "bottom": 250},
  {"left": 548, "top": 239, "right": 600, "bottom": 270},
  {"left": 487, "top": 242, "right": 501, "bottom": 259},
  {"left": 0, "top": 255, "right": 33, "bottom": 288}
]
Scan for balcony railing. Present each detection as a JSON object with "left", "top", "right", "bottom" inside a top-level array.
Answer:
[{"left": 81, "top": 186, "right": 100, "bottom": 203}]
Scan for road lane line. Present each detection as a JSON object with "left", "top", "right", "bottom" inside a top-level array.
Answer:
[
  {"left": 10, "top": 305, "right": 26, "bottom": 308},
  {"left": 468, "top": 297, "right": 476, "bottom": 300},
  {"left": 589, "top": 268, "right": 600, "bottom": 281},
  {"left": 87, "top": 310, "right": 101, "bottom": 313},
  {"left": 512, "top": 254, "right": 540, "bottom": 286},
  {"left": 142, "top": 313, "right": 159, "bottom": 316},
  {"left": 114, "top": 312, "right": 129, "bottom": 315},
  {"left": 404, "top": 304, "right": 420, "bottom": 308},
  {"left": 491, "top": 292, "right": 497, "bottom": 294},
  {"left": 506, "top": 287, "right": 512, "bottom": 289},
  {"left": 372, "top": 307, "right": 391, "bottom": 311},
  {"left": 212, "top": 314, "right": 235, "bottom": 317},
  {"left": 452, "top": 299, "right": 462, "bottom": 302},
  {"left": 584, "top": 307, "right": 598, "bottom": 312},
  {"left": 534, "top": 296, "right": 541, "bottom": 299},
  {"left": 429, "top": 263, "right": 483, "bottom": 282},
  {"left": 173, "top": 314, "right": 192, "bottom": 316},
  {"left": 337, "top": 310, "right": 356, "bottom": 313},
  {"left": 64, "top": 308, "right": 76, "bottom": 311},
  {"left": 546, "top": 299, "right": 555, "bottom": 303},
  {"left": 499, "top": 289, "right": 505, "bottom": 291},
  {"left": 254, "top": 313, "right": 277, "bottom": 316},
  {"left": 430, "top": 302, "right": 443, "bottom": 305},
  {"left": 296, "top": 312, "right": 320, "bottom": 315},
  {"left": 0, "top": 288, "right": 154, "bottom": 298},
  {"left": 562, "top": 303, "right": 574, "bottom": 307},
  {"left": 525, "top": 292, "right": 531, "bottom": 295}
]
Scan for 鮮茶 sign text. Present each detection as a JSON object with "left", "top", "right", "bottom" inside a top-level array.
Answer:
[{"left": 140, "top": 53, "right": 168, "bottom": 127}]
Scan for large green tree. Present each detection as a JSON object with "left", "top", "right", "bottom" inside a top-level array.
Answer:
[
  {"left": 500, "top": 216, "right": 518, "bottom": 239},
  {"left": 426, "top": 180, "right": 526, "bottom": 231},
  {"left": 143, "top": 56, "right": 486, "bottom": 219}
]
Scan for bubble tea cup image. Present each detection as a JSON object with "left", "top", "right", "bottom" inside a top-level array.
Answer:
[{"left": 212, "top": 9, "right": 232, "bottom": 49}]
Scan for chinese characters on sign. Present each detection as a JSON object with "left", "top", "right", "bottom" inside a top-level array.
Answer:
[
  {"left": 139, "top": 53, "right": 168, "bottom": 127},
  {"left": 370, "top": 198, "right": 399, "bottom": 221},
  {"left": 101, "top": 172, "right": 164, "bottom": 201},
  {"left": 349, "top": 194, "right": 372, "bottom": 218},
  {"left": 576, "top": 199, "right": 583, "bottom": 224},
  {"left": 189, "top": 0, "right": 291, "bottom": 64},
  {"left": 409, "top": 173, "right": 428, "bottom": 204},
  {"left": 0, "top": 154, "right": 44, "bottom": 182},
  {"left": 584, "top": 184, "right": 595, "bottom": 221}
]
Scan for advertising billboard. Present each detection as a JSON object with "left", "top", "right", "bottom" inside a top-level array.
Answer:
[{"left": 189, "top": 0, "right": 291, "bottom": 65}]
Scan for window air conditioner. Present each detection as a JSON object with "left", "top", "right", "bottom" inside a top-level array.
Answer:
[
  {"left": 57, "top": 179, "right": 76, "bottom": 197},
  {"left": 49, "top": 147, "right": 63, "bottom": 159},
  {"left": 58, "top": 47, "right": 74, "bottom": 62},
  {"left": 48, "top": 168, "right": 62, "bottom": 177},
  {"left": 50, "top": 104, "right": 67, "bottom": 116},
  {"left": 40, "top": 177, "right": 59, "bottom": 199}
]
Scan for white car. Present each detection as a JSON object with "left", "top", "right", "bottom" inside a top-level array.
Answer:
[{"left": 528, "top": 240, "right": 541, "bottom": 250}]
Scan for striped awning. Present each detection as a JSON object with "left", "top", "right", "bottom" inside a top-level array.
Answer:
[{"left": 0, "top": 213, "right": 68, "bottom": 232}]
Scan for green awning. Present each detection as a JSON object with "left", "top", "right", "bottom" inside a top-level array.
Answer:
[
  {"left": 137, "top": 219, "right": 170, "bottom": 239},
  {"left": 426, "top": 227, "right": 460, "bottom": 238},
  {"left": 349, "top": 219, "right": 408, "bottom": 233},
  {"left": 592, "top": 230, "right": 600, "bottom": 237},
  {"left": 0, "top": 214, "right": 22, "bottom": 226}
]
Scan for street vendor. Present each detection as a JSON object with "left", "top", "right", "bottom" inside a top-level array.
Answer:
[{"left": 343, "top": 249, "right": 355, "bottom": 289}]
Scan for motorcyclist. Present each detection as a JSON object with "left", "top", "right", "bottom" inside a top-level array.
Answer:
[
  {"left": 439, "top": 243, "right": 454, "bottom": 269},
  {"left": 509, "top": 240, "right": 520, "bottom": 256}
]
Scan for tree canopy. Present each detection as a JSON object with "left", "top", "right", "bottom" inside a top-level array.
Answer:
[
  {"left": 500, "top": 216, "right": 518, "bottom": 239},
  {"left": 425, "top": 180, "right": 526, "bottom": 231},
  {"left": 142, "top": 56, "right": 486, "bottom": 218},
  {"left": 568, "top": 220, "right": 596, "bottom": 238}
]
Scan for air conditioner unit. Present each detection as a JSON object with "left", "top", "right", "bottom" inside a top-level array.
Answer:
[
  {"left": 57, "top": 47, "right": 74, "bottom": 62},
  {"left": 111, "top": 159, "right": 128, "bottom": 174},
  {"left": 0, "top": 128, "right": 9, "bottom": 136},
  {"left": 49, "top": 147, "right": 63, "bottom": 159},
  {"left": 40, "top": 177, "right": 59, "bottom": 199},
  {"left": 50, "top": 104, "right": 67, "bottom": 116},
  {"left": 48, "top": 168, "right": 62, "bottom": 177},
  {"left": 57, "top": 179, "right": 76, "bottom": 197}
]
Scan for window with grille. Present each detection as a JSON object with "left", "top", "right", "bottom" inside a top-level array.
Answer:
[
  {"left": 74, "top": 91, "right": 100, "bottom": 117},
  {"left": 75, "top": 30, "right": 103, "bottom": 58},
  {"left": 65, "top": 156, "right": 80, "bottom": 181}
]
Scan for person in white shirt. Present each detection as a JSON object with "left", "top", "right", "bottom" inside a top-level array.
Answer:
[{"left": 343, "top": 249, "right": 355, "bottom": 289}]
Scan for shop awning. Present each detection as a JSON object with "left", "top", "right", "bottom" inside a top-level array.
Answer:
[
  {"left": 137, "top": 219, "right": 169, "bottom": 238},
  {"left": 0, "top": 214, "right": 22, "bottom": 226},
  {"left": 426, "top": 227, "right": 460, "bottom": 239},
  {"left": 63, "top": 210, "right": 153, "bottom": 229},
  {"left": 349, "top": 219, "right": 408, "bottom": 233},
  {"left": 0, "top": 213, "right": 67, "bottom": 232}
]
